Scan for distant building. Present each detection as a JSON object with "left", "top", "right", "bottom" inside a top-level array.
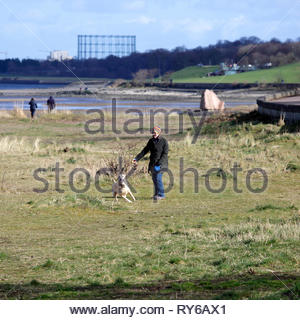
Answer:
[
  {"left": 263, "top": 62, "right": 272, "bottom": 69},
  {"left": 48, "top": 50, "right": 72, "bottom": 61},
  {"left": 220, "top": 62, "right": 240, "bottom": 75}
]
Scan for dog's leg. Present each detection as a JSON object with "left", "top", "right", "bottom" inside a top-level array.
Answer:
[
  {"left": 128, "top": 190, "right": 136, "bottom": 201},
  {"left": 122, "top": 195, "right": 132, "bottom": 203},
  {"left": 113, "top": 192, "right": 118, "bottom": 202}
]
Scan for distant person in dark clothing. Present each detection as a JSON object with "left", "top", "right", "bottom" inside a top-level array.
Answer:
[
  {"left": 28, "top": 98, "right": 38, "bottom": 119},
  {"left": 133, "top": 126, "right": 168, "bottom": 200},
  {"left": 47, "top": 96, "right": 56, "bottom": 113}
]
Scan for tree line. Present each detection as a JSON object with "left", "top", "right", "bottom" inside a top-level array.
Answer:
[{"left": 0, "top": 37, "right": 299, "bottom": 80}]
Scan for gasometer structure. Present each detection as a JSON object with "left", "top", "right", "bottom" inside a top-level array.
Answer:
[{"left": 77, "top": 35, "right": 136, "bottom": 59}]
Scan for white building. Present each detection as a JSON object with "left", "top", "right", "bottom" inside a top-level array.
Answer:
[{"left": 48, "top": 50, "right": 72, "bottom": 61}]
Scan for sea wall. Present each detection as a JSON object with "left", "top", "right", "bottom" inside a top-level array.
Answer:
[
  {"left": 256, "top": 89, "right": 300, "bottom": 122},
  {"left": 144, "top": 82, "right": 300, "bottom": 91}
]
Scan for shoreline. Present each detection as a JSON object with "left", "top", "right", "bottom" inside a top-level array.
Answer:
[
  {"left": 0, "top": 102, "right": 257, "bottom": 115},
  {"left": 0, "top": 82, "right": 273, "bottom": 103}
]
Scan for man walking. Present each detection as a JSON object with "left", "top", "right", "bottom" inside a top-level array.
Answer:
[
  {"left": 133, "top": 126, "right": 168, "bottom": 200},
  {"left": 28, "top": 97, "right": 38, "bottom": 119},
  {"left": 47, "top": 96, "right": 56, "bottom": 113}
]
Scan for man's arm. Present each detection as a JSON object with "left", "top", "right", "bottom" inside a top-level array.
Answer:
[{"left": 134, "top": 140, "right": 150, "bottom": 162}]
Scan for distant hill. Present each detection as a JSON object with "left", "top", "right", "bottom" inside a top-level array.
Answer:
[
  {"left": 0, "top": 37, "right": 299, "bottom": 79},
  {"left": 171, "top": 62, "right": 300, "bottom": 83}
]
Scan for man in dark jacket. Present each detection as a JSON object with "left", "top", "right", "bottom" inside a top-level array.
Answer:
[
  {"left": 133, "top": 126, "right": 168, "bottom": 200},
  {"left": 28, "top": 97, "right": 38, "bottom": 119},
  {"left": 47, "top": 96, "right": 56, "bottom": 113}
]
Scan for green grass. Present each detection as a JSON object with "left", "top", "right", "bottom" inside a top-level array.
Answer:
[
  {"left": 170, "top": 65, "right": 218, "bottom": 81},
  {"left": 172, "top": 62, "right": 300, "bottom": 83},
  {"left": 0, "top": 109, "right": 299, "bottom": 299}
]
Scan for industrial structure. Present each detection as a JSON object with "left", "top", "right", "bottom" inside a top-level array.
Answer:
[{"left": 77, "top": 35, "right": 136, "bottom": 60}]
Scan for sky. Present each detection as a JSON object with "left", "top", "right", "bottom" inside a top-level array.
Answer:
[{"left": 0, "top": 0, "right": 299, "bottom": 60}]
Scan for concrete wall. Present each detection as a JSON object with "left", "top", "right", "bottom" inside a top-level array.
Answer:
[
  {"left": 145, "top": 82, "right": 300, "bottom": 91},
  {"left": 257, "top": 89, "right": 300, "bottom": 122}
]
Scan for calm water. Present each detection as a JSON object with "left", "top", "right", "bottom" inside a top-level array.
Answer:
[
  {"left": 0, "top": 96, "right": 255, "bottom": 110},
  {"left": 0, "top": 83, "right": 66, "bottom": 90},
  {"left": 0, "top": 83, "right": 257, "bottom": 110},
  {"left": 0, "top": 82, "right": 255, "bottom": 110},
  {"left": 0, "top": 97, "right": 199, "bottom": 110}
]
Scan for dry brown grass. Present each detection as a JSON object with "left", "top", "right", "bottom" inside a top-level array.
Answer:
[
  {"left": 278, "top": 112, "right": 286, "bottom": 127},
  {"left": 0, "top": 136, "right": 40, "bottom": 153},
  {"left": 0, "top": 110, "right": 12, "bottom": 119},
  {"left": 11, "top": 104, "right": 27, "bottom": 119}
]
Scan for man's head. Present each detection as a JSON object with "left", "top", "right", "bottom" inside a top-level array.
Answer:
[{"left": 152, "top": 126, "right": 161, "bottom": 138}]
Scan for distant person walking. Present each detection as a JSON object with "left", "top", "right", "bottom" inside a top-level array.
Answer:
[
  {"left": 28, "top": 98, "right": 38, "bottom": 119},
  {"left": 47, "top": 96, "right": 56, "bottom": 113},
  {"left": 133, "top": 126, "right": 168, "bottom": 200}
]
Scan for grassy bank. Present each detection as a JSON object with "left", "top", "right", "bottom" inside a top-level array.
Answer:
[
  {"left": 170, "top": 65, "right": 218, "bottom": 81},
  {"left": 0, "top": 108, "right": 299, "bottom": 299},
  {"left": 172, "top": 62, "right": 300, "bottom": 83}
]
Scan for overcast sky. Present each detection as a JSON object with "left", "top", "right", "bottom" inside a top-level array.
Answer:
[{"left": 0, "top": 0, "right": 299, "bottom": 59}]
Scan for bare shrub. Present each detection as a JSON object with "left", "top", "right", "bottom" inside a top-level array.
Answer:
[
  {"left": 132, "top": 68, "right": 159, "bottom": 83},
  {"left": 103, "top": 143, "right": 147, "bottom": 179}
]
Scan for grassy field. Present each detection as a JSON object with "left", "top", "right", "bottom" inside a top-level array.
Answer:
[
  {"left": 170, "top": 65, "right": 218, "bottom": 81},
  {"left": 0, "top": 107, "right": 299, "bottom": 299},
  {"left": 172, "top": 62, "right": 300, "bottom": 83}
]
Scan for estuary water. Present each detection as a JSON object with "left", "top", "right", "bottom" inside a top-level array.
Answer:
[
  {"left": 0, "top": 83, "right": 66, "bottom": 90},
  {"left": 0, "top": 96, "right": 255, "bottom": 110},
  {"left": 0, "top": 83, "right": 256, "bottom": 110}
]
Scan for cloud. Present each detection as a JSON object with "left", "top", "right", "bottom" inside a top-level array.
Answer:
[
  {"left": 125, "top": 15, "right": 156, "bottom": 24},
  {"left": 161, "top": 20, "right": 176, "bottom": 33},
  {"left": 160, "top": 18, "right": 214, "bottom": 35},
  {"left": 21, "top": 8, "right": 47, "bottom": 22},
  {"left": 180, "top": 18, "right": 214, "bottom": 34},
  {"left": 68, "top": 0, "right": 85, "bottom": 11},
  {"left": 123, "top": 0, "right": 145, "bottom": 10},
  {"left": 220, "top": 15, "right": 247, "bottom": 39}
]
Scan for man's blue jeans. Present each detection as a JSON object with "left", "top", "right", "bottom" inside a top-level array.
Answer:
[{"left": 152, "top": 169, "right": 165, "bottom": 198}]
